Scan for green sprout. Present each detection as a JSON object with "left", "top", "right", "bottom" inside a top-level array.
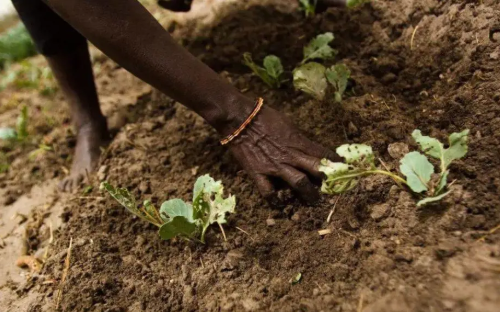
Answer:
[
  {"left": 299, "top": 0, "right": 317, "bottom": 17},
  {"left": 293, "top": 62, "right": 328, "bottom": 100},
  {"left": 100, "top": 174, "right": 236, "bottom": 243},
  {"left": 243, "top": 53, "right": 284, "bottom": 88},
  {"left": 0, "top": 105, "right": 29, "bottom": 143},
  {"left": 301, "top": 32, "right": 337, "bottom": 65},
  {"left": 319, "top": 129, "right": 469, "bottom": 206},
  {"left": 0, "top": 23, "right": 37, "bottom": 69},
  {"left": 326, "top": 64, "right": 351, "bottom": 102}
]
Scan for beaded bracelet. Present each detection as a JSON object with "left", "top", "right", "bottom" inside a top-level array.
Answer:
[{"left": 220, "top": 97, "right": 264, "bottom": 145}]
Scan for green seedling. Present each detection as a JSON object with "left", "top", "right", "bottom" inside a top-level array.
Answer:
[
  {"left": 326, "top": 64, "right": 351, "bottom": 102},
  {"left": 293, "top": 62, "right": 328, "bottom": 100},
  {"left": 301, "top": 32, "right": 337, "bottom": 65},
  {"left": 299, "top": 0, "right": 317, "bottom": 17},
  {"left": 243, "top": 53, "right": 284, "bottom": 88},
  {"left": 100, "top": 174, "right": 236, "bottom": 243},
  {"left": 319, "top": 129, "right": 469, "bottom": 206},
  {"left": 0, "top": 105, "right": 29, "bottom": 143},
  {"left": 0, "top": 23, "right": 37, "bottom": 69}
]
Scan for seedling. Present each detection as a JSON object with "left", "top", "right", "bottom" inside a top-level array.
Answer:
[
  {"left": 242, "top": 53, "right": 284, "bottom": 88},
  {"left": 0, "top": 105, "right": 29, "bottom": 143},
  {"left": 100, "top": 174, "right": 236, "bottom": 243},
  {"left": 299, "top": 0, "right": 317, "bottom": 17},
  {"left": 319, "top": 129, "right": 469, "bottom": 206},
  {"left": 301, "top": 32, "right": 337, "bottom": 65},
  {"left": 293, "top": 62, "right": 328, "bottom": 100},
  {"left": 326, "top": 64, "right": 351, "bottom": 102},
  {"left": 0, "top": 23, "right": 37, "bottom": 69},
  {"left": 293, "top": 33, "right": 352, "bottom": 101}
]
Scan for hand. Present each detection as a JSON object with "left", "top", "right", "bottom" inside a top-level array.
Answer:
[{"left": 228, "top": 106, "right": 336, "bottom": 204}]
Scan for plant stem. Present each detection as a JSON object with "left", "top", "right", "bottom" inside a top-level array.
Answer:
[{"left": 327, "top": 170, "right": 408, "bottom": 186}]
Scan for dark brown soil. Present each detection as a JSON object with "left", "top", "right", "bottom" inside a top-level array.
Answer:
[{"left": 4, "top": 0, "right": 500, "bottom": 311}]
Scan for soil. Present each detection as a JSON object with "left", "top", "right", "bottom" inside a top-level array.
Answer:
[{"left": 1, "top": 0, "right": 500, "bottom": 311}]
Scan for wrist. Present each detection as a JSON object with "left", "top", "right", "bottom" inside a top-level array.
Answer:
[{"left": 207, "top": 93, "right": 256, "bottom": 138}]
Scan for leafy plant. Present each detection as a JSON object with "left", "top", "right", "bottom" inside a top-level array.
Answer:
[
  {"left": 319, "top": 129, "right": 470, "bottom": 206},
  {"left": 301, "top": 32, "right": 337, "bottom": 65},
  {"left": 242, "top": 53, "right": 284, "bottom": 88},
  {"left": 293, "top": 62, "right": 328, "bottom": 100},
  {"left": 326, "top": 64, "right": 351, "bottom": 102},
  {"left": 0, "top": 105, "right": 29, "bottom": 142},
  {"left": 299, "top": 0, "right": 317, "bottom": 17},
  {"left": 100, "top": 174, "right": 236, "bottom": 243},
  {"left": 0, "top": 23, "right": 37, "bottom": 69}
]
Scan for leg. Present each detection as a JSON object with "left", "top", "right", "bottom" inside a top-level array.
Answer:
[{"left": 12, "top": 0, "right": 109, "bottom": 191}]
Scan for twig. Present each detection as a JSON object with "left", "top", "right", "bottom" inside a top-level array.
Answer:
[
  {"left": 327, "top": 195, "right": 342, "bottom": 223},
  {"left": 477, "top": 224, "right": 500, "bottom": 242},
  {"left": 235, "top": 226, "right": 254, "bottom": 242},
  {"left": 218, "top": 223, "right": 227, "bottom": 242},
  {"left": 357, "top": 293, "right": 364, "bottom": 312},
  {"left": 410, "top": 25, "right": 419, "bottom": 50},
  {"left": 56, "top": 237, "right": 73, "bottom": 310}
]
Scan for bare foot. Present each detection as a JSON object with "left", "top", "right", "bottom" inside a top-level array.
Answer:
[{"left": 59, "top": 121, "right": 109, "bottom": 192}]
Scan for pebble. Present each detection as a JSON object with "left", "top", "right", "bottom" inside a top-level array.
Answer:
[
  {"left": 370, "top": 203, "right": 390, "bottom": 221},
  {"left": 266, "top": 218, "right": 276, "bottom": 226},
  {"left": 387, "top": 143, "right": 409, "bottom": 160},
  {"left": 97, "top": 165, "right": 108, "bottom": 181}
]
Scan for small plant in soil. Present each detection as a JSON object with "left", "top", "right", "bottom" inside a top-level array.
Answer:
[
  {"left": 100, "top": 174, "right": 236, "bottom": 243},
  {"left": 0, "top": 105, "right": 29, "bottom": 143},
  {"left": 293, "top": 32, "right": 352, "bottom": 101},
  {"left": 319, "top": 129, "right": 469, "bottom": 206},
  {"left": 299, "top": 0, "right": 317, "bottom": 17},
  {"left": 325, "top": 64, "right": 351, "bottom": 102},
  {"left": 242, "top": 53, "right": 284, "bottom": 88}
]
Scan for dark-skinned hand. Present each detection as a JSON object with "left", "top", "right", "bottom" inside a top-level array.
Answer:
[{"left": 228, "top": 105, "right": 336, "bottom": 204}]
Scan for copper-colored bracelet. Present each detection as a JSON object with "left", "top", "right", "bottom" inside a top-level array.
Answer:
[{"left": 220, "top": 97, "right": 264, "bottom": 145}]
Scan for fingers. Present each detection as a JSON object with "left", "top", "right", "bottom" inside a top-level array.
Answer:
[
  {"left": 253, "top": 174, "right": 275, "bottom": 199},
  {"left": 289, "top": 152, "right": 324, "bottom": 181},
  {"left": 278, "top": 165, "right": 319, "bottom": 203}
]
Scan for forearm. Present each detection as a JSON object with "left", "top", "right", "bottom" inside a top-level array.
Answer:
[{"left": 44, "top": 0, "right": 253, "bottom": 136}]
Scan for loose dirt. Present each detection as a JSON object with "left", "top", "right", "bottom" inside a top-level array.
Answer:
[{"left": 1, "top": 0, "right": 500, "bottom": 311}]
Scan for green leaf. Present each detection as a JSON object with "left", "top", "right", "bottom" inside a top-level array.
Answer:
[
  {"left": 346, "top": 0, "right": 370, "bottom": 9},
  {"left": 299, "top": 0, "right": 316, "bottom": 17},
  {"left": 159, "top": 216, "right": 197, "bottom": 240},
  {"left": 263, "top": 55, "right": 283, "bottom": 85},
  {"left": 399, "top": 152, "right": 434, "bottom": 193},
  {"left": 319, "top": 159, "right": 358, "bottom": 194},
  {"left": 242, "top": 53, "right": 282, "bottom": 88},
  {"left": 192, "top": 174, "right": 236, "bottom": 242},
  {"left": 436, "top": 170, "right": 449, "bottom": 195},
  {"left": 293, "top": 62, "right": 327, "bottom": 100},
  {"left": 302, "top": 32, "right": 337, "bottom": 64},
  {"left": 412, "top": 129, "right": 469, "bottom": 170},
  {"left": 100, "top": 182, "right": 162, "bottom": 227},
  {"left": 16, "top": 105, "right": 28, "bottom": 140},
  {"left": 326, "top": 64, "right": 351, "bottom": 102},
  {"left": 336, "top": 144, "right": 374, "bottom": 166},
  {"left": 417, "top": 191, "right": 451, "bottom": 207},
  {"left": 160, "top": 199, "right": 194, "bottom": 223},
  {"left": 0, "top": 128, "right": 17, "bottom": 140}
]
